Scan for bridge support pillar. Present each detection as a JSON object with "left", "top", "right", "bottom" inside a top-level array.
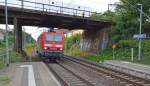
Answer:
[
  {"left": 13, "top": 17, "right": 22, "bottom": 52},
  {"left": 80, "top": 29, "right": 109, "bottom": 54}
]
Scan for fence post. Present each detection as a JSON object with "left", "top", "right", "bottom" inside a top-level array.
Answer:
[
  {"left": 76, "top": 9, "right": 77, "bottom": 16},
  {"left": 89, "top": 11, "right": 90, "bottom": 17},
  {"left": 9, "top": 49, "right": 11, "bottom": 63},
  {"left": 21, "top": 0, "right": 24, "bottom": 9},
  {"left": 43, "top": 4, "right": 44, "bottom": 11},
  {"left": 113, "top": 48, "right": 115, "bottom": 59},
  {"left": 82, "top": 8, "right": 85, "bottom": 18},
  {"left": 131, "top": 48, "right": 134, "bottom": 61},
  {"left": 3, "top": 55, "right": 5, "bottom": 64},
  {"left": 60, "top": 7, "right": 61, "bottom": 14}
]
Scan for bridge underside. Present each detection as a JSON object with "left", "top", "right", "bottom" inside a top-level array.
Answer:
[{"left": 0, "top": 5, "right": 111, "bottom": 52}]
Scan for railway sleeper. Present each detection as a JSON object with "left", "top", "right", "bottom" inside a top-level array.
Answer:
[
  {"left": 125, "top": 84, "right": 134, "bottom": 86},
  {"left": 144, "top": 84, "right": 150, "bottom": 86}
]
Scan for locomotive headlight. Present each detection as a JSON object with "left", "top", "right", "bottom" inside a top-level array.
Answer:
[
  {"left": 60, "top": 48, "right": 63, "bottom": 50},
  {"left": 44, "top": 47, "right": 48, "bottom": 50}
]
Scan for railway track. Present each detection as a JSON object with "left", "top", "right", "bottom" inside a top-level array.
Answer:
[
  {"left": 63, "top": 55, "right": 150, "bottom": 86},
  {"left": 41, "top": 55, "right": 150, "bottom": 86},
  {"left": 46, "top": 62, "right": 95, "bottom": 86}
]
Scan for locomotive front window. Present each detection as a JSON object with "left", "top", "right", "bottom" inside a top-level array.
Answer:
[
  {"left": 55, "top": 36, "right": 63, "bottom": 41},
  {"left": 46, "top": 34, "right": 53, "bottom": 41},
  {"left": 46, "top": 34, "right": 63, "bottom": 42}
]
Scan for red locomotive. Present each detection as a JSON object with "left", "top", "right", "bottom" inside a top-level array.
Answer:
[{"left": 36, "top": 31, "right": 64, "bottom": 60}]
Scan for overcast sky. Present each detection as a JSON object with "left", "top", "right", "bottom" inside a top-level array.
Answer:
[
  {"left": 0, "top": 0, "right": 119, "bottom": 40},
  {"left": 1, "top": 0, "right": 119, "bottom": 12},
  {"left": 62, "top": 0, "right": 119, "bottom": 12}
]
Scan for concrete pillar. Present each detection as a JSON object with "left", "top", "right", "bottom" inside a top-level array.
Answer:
[
  {"left": 80, "top": 29, "right": 109, "bottom": 54},
  {"left": 13, "top": 17, "right": 22, "bottom": 52}
]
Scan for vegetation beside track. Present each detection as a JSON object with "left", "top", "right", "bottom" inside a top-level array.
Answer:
[
  {"left": 65, "top": 34, "right": 150, "bottom": 65},
  {"left": 24, "top": 43, "right": 36, "bottom": 56},
  {"left": 64, "top": 34, "right": 101, "bottom": 62},
  {"left": 91, "top": 0, "right": 150, "bottom": 65},
  {"left": 65, "top": 0, "right": 150, "bottom": 65},
  {"left": 0, "top": 30, "right": 35, "bottom": 67},
  {"left": 0, "top": 62, "right": 5, "bottom": 69},
  {"left": 0, "top": 75, "right": 11, "bottom": 85},
  {"left": 100, "top": 40, "right": 150, "bottom": 65}
]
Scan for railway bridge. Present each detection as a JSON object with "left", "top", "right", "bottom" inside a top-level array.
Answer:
[{"left": 0, "top": 0, "right": 111, "bottom": 53}]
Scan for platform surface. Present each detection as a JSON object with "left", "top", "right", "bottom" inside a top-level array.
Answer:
[
  {"left": 103, "top": 60, "right": 150, "bottom": 79},
  {"left": 0, "top": 62, "right": 61, "bottom": 86}
]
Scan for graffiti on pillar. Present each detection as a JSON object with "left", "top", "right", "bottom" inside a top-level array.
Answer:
[{"left": 79, "top": 28, "right": 110, "bottom": 54}]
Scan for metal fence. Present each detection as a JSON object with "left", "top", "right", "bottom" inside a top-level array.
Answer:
[
  {"left": 0, "top": 48, "right": 6, "bottom": 64},
  {"left": 0, "top": 0, "right": 97, "bottom": 17},
  {"left": 0, "top": 48, "right": 11, "bottom": 65}
]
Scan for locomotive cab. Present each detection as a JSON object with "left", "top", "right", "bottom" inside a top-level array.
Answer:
[{"left": 37, "top": 32, "right": 64, "bottom": 59}]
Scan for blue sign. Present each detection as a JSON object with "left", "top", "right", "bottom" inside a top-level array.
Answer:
[{"left": 133, "top": 34, "right": 146, "bottom": 39}]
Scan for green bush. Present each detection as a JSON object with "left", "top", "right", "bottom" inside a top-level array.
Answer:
[
  {"left": 65, "top": 33, "right": 81, "bottom": 50},
  {"left": 0, "top": 32, "right": 14, "bottom": 48},
  {"left": 100, "top": 40, "right": 150, "bottom": 65},
  {"left": 100, "top": 48, "right": 113, "bottom": 61},
  {"left": 24, "top": 43, "right": 35, "bottom": 57},
  {"left": 143, "top": 40, "right": 150, "bottom": 57},
  {"left": 65, "top": 34, "right": 150, "bottom": 65},
  {"left": 10, "top": 51, "right": 22, "bottom": 62},
  {"left": 118, "top": 40, "right": 138, "bottom": 48},
  {"left": 65, "top": 44, "right": 81, "bottom": 56}
]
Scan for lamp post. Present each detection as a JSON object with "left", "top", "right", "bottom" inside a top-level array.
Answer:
[
  {"left": 137, "top": 4, "right": 143, "bottom": 61},
  {"left": 5, "top": 0, "right": 9, "bottom": 66}
]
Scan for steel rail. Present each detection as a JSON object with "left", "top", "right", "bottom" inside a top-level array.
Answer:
[
  {"left": 45, "top": 63, "right": 69, "bottom": 86},
  {"left": 57, "top": 62, "right": 95, "bottom": 86},
  {"left": 41, "top": 57, "right": 68, "bottom": 86},
  {"left": 42, "top": 57, "right": 95, "bottom": 86},
  {"left": 64, "top": 55, "right": 150, "bottom": 86}
]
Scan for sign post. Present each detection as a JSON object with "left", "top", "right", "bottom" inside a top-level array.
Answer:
[
  {"left": 133, "top": 33, "right": 146, "bottom": 61},
  {"left": 112, "top": 44, "right": 116, "bottom": 59}
]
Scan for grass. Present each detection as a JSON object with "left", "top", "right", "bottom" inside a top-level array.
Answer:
[
  {"left": 0, "top": 50, "right": 5, "bottom": 69},
  {"left": 0, "top": 62, "right": 5, "bottom": 69},
  {"left": 133, "top": 56, "right": 150, "bottom": 65},
  {"left": 9, "top": 51, "right": 22, "bottom": 62},
  {"left": 100, "top": 47, "right": 150, "bottom": 66},
  {"left": 0, "top": 75, "right": 11, "bottom": 84},
  {"left": 84, "top": 55, "right": 101, "bottom": 62},
  {"left": 65, "top": 45, "right": 102, "bottom": 62},
  {"left": 65, "top": 45, "right": 150, "bottom": 66},
  {"left": 0, "top": 50, "right": 21, "bottom": 69}
]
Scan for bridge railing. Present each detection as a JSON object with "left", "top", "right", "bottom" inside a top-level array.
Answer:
[{"left": 0, "top": 0, "right": 97, "bottom": 17}]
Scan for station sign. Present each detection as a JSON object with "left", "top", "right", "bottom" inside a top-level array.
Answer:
[{"left": 133, "top": 34, "right": 146, "bottom": 39}]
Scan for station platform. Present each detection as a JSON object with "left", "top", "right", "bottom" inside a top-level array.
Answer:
[
  {"left": 0, "top": 62, "right": 61, "bottom": 86},
  {"left": 103, "top": 60, "right": 150, "bottom": 80}
]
